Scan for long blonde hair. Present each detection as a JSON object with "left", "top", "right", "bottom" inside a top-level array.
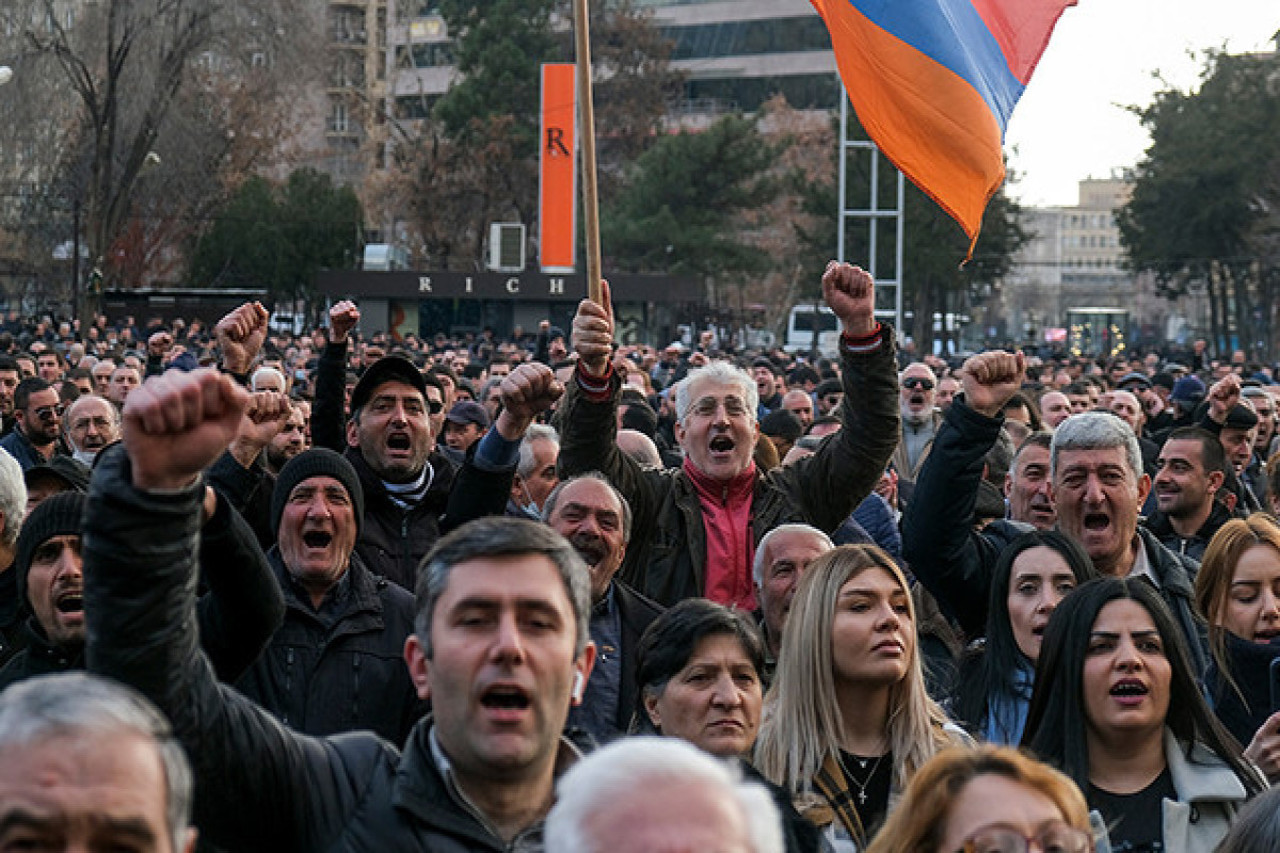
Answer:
[{"left": 754, "top": 545, "right": 954, "bottom": 793}]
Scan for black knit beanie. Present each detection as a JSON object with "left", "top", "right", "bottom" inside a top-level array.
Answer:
[
  {"left": 270, "top": 448, "right": 364, "bottom": 539},
  {"left": 16, "top": 491, "right": 86, "bottom": 607}
]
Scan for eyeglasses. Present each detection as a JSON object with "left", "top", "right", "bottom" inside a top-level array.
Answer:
[
  {"left": 957, "top": 823, "right": 1091, "bottom": 853},
  {"left": 33, "top": 404, "right": 65, "bottom": 421},
  {"left": 902, "top": 377, "right": 935, "bottom": 391}
]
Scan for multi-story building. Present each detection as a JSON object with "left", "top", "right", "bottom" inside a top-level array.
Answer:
[
  {"left": 641, "top": 0, "right": 837, "bottom": 115},
  {"left": 1002, "top": 176, "right": 1181, "bottom": 350}
]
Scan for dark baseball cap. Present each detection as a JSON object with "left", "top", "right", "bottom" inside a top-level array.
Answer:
[
  {"left": 350, "top": 356, "right": 426, "bottom": 414},
  {"left": 24, "top": 455, "right": 90, "bottom": 495},
  {"left": 446, "top": 400, "right": 491, "bottom": 429},
  {"left": 1118, "top": 372, "right": 1151, "bottom": 390}
]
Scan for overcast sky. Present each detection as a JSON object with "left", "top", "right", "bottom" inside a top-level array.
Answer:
[{"left": 1003, "top": 0, "right": 1280, "bottom": 208}]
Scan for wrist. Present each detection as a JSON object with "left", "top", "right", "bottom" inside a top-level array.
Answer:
[
  {"left": 132, "top": 467, "right": 202, "bottom": 493},
  {"left": 229, "top": 438, "right": 264, "bottom": 469},
  {"left": 495, "top": 410, "right": 532, "bottom": 442}
]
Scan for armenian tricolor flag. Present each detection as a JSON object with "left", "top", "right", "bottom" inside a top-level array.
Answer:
[{"left": 810, "top": 0, "right": 1076, "bottom": 254}]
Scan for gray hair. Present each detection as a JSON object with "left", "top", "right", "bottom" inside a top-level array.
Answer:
[
  {"left": 1050, "top": 411, "right": 1142, "bottom": 481},
  {"left": 675, "top": 361, "right": 758, "bottom": 426},
  {"left": 517, "top": 423, "right": 559, "bottom": 479},
  {"left": 545, "top": 736, "right": 784, "bottom": 853},
  {"left": 250, "top": 366, "right": 286, "bottom": 392},
  {"left": 1213, "top": 785, "right": 1280, "bottom": 853},
  {"left": 753, "top": 523, "right": 833, "bottom": 586},
  {"left": 0, "top": 673, "right": 193, "bottom": 851},
  {"left": 542, "top": 471, "right": 633, "bottom": 544},
  {"left": 414, "top": 517, "right": 592, "bottom": 656},
  {"left": 0, "top": 448, "right": 25, "bottom": 548}
]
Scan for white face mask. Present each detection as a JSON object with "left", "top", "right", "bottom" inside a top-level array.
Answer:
[{"left": 72, "top": 448, "right": 97, "bottom": 467}]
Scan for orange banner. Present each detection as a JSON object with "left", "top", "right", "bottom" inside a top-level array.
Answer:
[{"left": 539, "top": 63, "right": 577, "bottom": 273}]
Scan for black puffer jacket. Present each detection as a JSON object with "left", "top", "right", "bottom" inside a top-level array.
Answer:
[
  {"left": 1143, "top": 500, "right": 1236, "bottom": 563},
  {"left": 903, "top": 398, "right": 1208, "bottom": 674},
  {"left": 85, "top": 445, "right": 558, "bottom": 853},
  {"left": 1, "top": 492, "right": 282, "bottom": 691},
  {"left": 234, "top": 549, "right": 424, "bottom": 746},
  {"left": 555, "top": 328, "right": 899, "bottom": 606}
]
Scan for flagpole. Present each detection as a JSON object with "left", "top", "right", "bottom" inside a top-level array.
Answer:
[{"left": 572, "top": 0, "right": 603, "bottom": 305}]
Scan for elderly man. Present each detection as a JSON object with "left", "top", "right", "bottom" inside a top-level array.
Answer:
[
  {"left": 752, "top": 523, "right": 833, "bottom": 663},
  {"left": 0, "top": 673, "right": 197, "bottom": 853},
  {"left": 85, "top": 366, "right": 598, "bottom": 851},
  {"left": 232, "top": 447, "right": 424, "bottom": 746},
  {"left": 545, "top": 737, "right": 783, "bottom": 853},
  {"left": 543, "top": 473, "right": 663, "bottom": 744},
  {"left": 63, "top": 392, "right": 121, "bottom": 466},
  {"left": 557, "top": 264, "right": 897, "bottom": 608},
  {"left": 1143, "top": 427, "right": 1232, "bottom": 561},
  {"left": 891, "top": 361, "right": 942, "bottom": 494},
  {"left": 0, "top": 377, "right": 65, "bottom": 470},
  {"left": 509, "top": 423, "right": 560, "bottom": 519},
  {"left": 1004, "top": 432, "right": 1056, "bottom": 530},
  {"left": 902, "top": 353, "right": 1208, "bottom": 672}
]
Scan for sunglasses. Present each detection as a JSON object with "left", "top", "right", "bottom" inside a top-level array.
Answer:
[
  {"left": 33, "top": 404, "right": 65, "bottom": 421},
  {"left": 902, "top": 377, "right": 935, "bottom": 391}
]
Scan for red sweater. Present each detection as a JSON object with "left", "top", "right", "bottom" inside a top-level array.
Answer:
[{"left": 684, "top": 458, "right": 757, "bottom": 611}]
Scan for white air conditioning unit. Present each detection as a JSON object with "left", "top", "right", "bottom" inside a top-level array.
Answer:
[{"left": 487, "top": 223, "right": 526, "bottom": 273}]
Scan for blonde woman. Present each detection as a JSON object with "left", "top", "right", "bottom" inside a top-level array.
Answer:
[{"left": 755, "top": 545, "right": 968, "bottom": 852}]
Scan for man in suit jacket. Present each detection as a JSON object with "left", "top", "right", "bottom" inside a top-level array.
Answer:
[{"left": 544, "top": 473, "right": 663, "bottom": 744}]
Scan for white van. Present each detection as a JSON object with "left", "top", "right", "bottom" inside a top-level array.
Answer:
[{"left": 784, "top": 304, "right": 841, "bottom": 357}]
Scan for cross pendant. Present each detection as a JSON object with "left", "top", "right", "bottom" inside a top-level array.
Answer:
[{"left": 858, "top": 790, "right": 866, "bottom": 805}]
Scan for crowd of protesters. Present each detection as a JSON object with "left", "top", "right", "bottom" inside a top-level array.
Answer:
[{"left": 2, "top": 267, "right": 1280, "bottom": 853}]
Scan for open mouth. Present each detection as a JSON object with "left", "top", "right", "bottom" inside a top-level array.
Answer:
[
  {"left": 55, "top": 590, "right": 84, "bottom": 614},
  {"left": 569, "top": 534, "right": 607, "bottom": 567},
  {"left": 386, "top": 433, "right": 412, "bottom": 451},
  {"left": 481, "top": 685, "right": 531, "bottom": 711},
  {"left": 710, "top": 436, "right": 735, "bottom": 453},
  {"left": 1083, "top": 512, "right": 1111, "bottom": 532},
  {"left": 302, "top": 531, "right": 333, "bottom": 549},
  {"left": 1254, "top": 628, "right": 1280, "bottom": 643},
  {"left": 1110, "top": 679, "right": 1148, "bottom": 697}
]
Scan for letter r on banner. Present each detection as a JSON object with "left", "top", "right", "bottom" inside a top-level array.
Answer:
[{"left": 540, "top": 63, "right": 577, "bottom": 274}]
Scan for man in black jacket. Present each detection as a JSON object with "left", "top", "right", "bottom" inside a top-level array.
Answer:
[
  {"left": 902, "top": 351, "right": 1209, "bottom": 675},
  {"left": 1143, "top": 427, "right": 1233, "bottom": 561},
  {"left": 544, "top": 473, "right": 664, "bottom": 744},
  {"left": 0, "top": 492, "right": 86, "bottom": 691},
  {"left": 87, "top": 367, "right": 598, "bottom": 852},
  {"left": 232, "top": 446, "right": 425, "bottom": 746},
  {"left": 312, "top": 301, "right": 458, "bottom": 591}
]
